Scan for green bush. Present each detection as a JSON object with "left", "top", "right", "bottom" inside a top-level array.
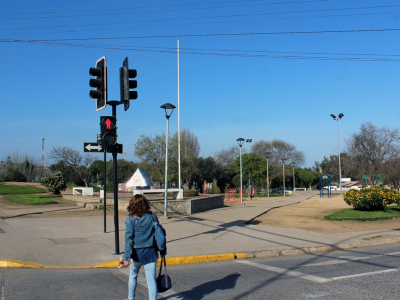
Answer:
[
  {"left": 40, "top": 172, "right": 67, "bottom": 194},
  {"left": 0, "top": 168, "right": 27, "bottom": 182},
  {"left": 343, "top": 186, "right": 400, "bottom": 211}
]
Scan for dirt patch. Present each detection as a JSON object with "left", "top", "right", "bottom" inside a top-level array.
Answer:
[{"left": 253, "top": 195, "right": 400, "bottom": 234}]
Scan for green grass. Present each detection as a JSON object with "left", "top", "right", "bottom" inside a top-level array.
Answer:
[
  {"left": 3, "top": 194, "right": 62, "bottom": 205},
  {"left": 0, "top": 183, "right": 46, "bottom": 195},
  {"left": 324, "top": 205, "right": 400, "bottom": 221}
]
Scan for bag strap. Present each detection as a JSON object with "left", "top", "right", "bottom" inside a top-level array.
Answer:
[
  {"left": 129, "top": 216, "right": 136, "bottom": 247},
  {"left": 158, "top": 256, "right": 164, "bottom": 277},
  {"left": 163, "top": 255, "right": 168, "bottom": 287}
]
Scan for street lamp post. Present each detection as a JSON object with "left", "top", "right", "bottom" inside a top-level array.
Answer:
[
  {"left": 161, "top": 103, "right": 176, "bottom": 217},
  {"left": 282, "top": 157, "right": 287, "bottom": 197},
  {"left": 330, "top": 113, "right": 344, "bottom": 196},
  {"left": 237, "top": 138, "right": 245, "bottom": 203},
  {"left": 266, "top": 151, "right": 271, "bottom": 200},
  {"left": 291, "top": 162, "right": 297, "bottom": 195}
]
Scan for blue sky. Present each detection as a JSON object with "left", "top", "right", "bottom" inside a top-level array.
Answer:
[{"left": 1, "top": 0, "right": 400, "bottom": 168}]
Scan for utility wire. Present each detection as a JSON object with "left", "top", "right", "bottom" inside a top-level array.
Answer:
[
  {"left": 0, "top": 0, "right": 327, "bottom": 16},
  {"left": 0, "top": 10, "right": 398, "bottom": 37},
  {"left": 0, "top": 0, "right": 330, "bottom": 20},
  {"left": 1, "top": 4, "right": 398, "bottom": 32},
  {"left": 6, "top": 38, "right": 400, "bottom": 62},
  {"left": 1, "top": 28, "right": 397, "bottom": 43}
]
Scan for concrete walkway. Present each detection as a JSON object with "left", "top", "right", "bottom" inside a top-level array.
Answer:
[{"left": 1, "top": 191, "right": 400, "bottom": 267}]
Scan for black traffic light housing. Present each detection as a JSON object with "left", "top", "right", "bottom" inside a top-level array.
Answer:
[
  {"left": 100, "top": 116, "right": 117, "bottom": 149},
  {"left": 90, "top": 56, "right": 108, "bottom": 111},
  {"left": 120, "top": 57, "right": 137, "bottom": 111}
]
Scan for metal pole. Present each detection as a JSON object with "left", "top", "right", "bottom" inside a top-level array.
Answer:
[
  {"left": 240, "top": 146, "right": 243, "bottom": 203},
  {"left": 164, "top": 116, "right": 170, "bottom": 217},
  {"left": 267, "top": 158, "right": 269, "bottom": 200},
  {"left": 283, "top": 163, "right": 285, "bottom": 197},
  {"left": 177, "top": 40, "right": 181, "bottom": 191},
  {"left": 337, "top": 119, "right": 342, "bottom": 196},
  {"left": 293, "top": 165, "right": 295, "bottom": 195},
  {"left": 103, "top": 150, "right": 107, "bottom": 233},
  {"left": 112, "top": 104, "right": 119, "bottom": 254}
]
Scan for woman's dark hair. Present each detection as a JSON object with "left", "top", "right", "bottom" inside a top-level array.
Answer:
[{"left": 127, "top": 194, "right": 151, "bottom": 216}]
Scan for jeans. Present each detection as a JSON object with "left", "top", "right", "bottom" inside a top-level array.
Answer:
[{"left": 128, "top": 258, "right": 158, "bottom": 300}]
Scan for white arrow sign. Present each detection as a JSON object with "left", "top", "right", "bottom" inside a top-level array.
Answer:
[{"left": 85, "top": 144, "right": 103, "bottom": 151}]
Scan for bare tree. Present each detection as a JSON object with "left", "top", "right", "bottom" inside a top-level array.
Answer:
[
  {"left": 214, "top": 145, "right": 241, "bottom": 166},
  {"left": 48, "top": 146, "right": 93, "bottom": 187},
  {"left": 345, "top": 123, "right": 400, "bottom": 175},
  {"left": 251, "top": 139, "right": 305, "bottom": 166}
]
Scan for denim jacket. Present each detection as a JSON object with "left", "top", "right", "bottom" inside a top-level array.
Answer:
[{"left": 123, "top": 212, "right": 155, "bottom": 261}]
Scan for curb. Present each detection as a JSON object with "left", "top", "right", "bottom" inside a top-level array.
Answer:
[{"left": 1, "top": 236, "right": 399, "bottom": 269}]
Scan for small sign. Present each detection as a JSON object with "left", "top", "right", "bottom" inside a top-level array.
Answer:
[
  {"left": 84, "top": 142, "right": 103, "bottom": 152},
  {"left": 83, "top": 143, "right": 123, "bottom": 154}
]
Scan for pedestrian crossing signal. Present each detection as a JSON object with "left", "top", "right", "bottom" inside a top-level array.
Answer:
[{"left": 100, "top": 116, "right": 117, "bottom": 149}]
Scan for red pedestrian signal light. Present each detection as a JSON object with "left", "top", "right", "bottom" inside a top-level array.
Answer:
[{"left": 100, "top": 116, "right": 117, "bottom": 149}]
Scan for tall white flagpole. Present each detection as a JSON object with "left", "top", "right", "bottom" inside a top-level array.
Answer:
[{"left": 178, "top": 40, "right": 181, "bottom": 192}]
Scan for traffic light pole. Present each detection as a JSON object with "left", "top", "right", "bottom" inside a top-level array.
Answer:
[
  {"left": 108, "top": 102, "right": 120, "bottom": 254},
  {"left": 103, "top": 149, "right": 107, "bottom": 233}
]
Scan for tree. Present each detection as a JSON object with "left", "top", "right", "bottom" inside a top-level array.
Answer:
[
  {"left": 0, "top": 168, "right": 27, "bottom": 182},
  {"left": 296, "top": 168, "right": 319, "bottom": 188},
  {"left": 234, "top": 153, "right": 269, "bottom": 188},
  {"left": 215, "top": 145, "right": 241, "bottom": 166},
  {"left": 105, "top": 159, "right": 137, "bottom": 186},
  {"left": 134, "top": 134, "right": 166, "bottom": 184},
  {"left": 345, "top": 123, "right": 400, "bottom": 176},
  {"left": 2, "top": 152, "right": 48, "bottom": 182},
  {"left": 170, "top": 128, "right": 200, "bottom": 189},
  {"left": 48, "top": 146, "right": 93, "bottom": 187},
  {"left": 251, "top": 139, "right": 305, "bottom": 166}
]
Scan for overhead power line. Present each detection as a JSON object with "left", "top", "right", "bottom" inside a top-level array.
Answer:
[
  {"left": 1, "top": 4, "right": 398, "bottom": 33},
  {"left": 1, "top": 10, "right": 399, "bottom": 37},
  {"left": 3, "top": 38, "right": 399, "bottom": 62},
  {"left": 1, "top": 28, "right": 397, "bottom": 43},
  {"left": 0, "top": 0, "right": 329, "bottom": 19}
]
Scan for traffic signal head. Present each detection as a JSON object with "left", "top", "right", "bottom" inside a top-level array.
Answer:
[
  {"left": 100, "top": 116, "right": 117, "bottom": 149},
  {"left": 120, "top": 57, "right": 137, "bottom": 111},
  {"left": 90, "top": 56, "right": 107, "bottom": 111}
]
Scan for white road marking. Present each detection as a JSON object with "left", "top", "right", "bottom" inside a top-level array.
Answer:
[
  {"left": 236, "top": 260, "right": 330, "bottom": 283},
  {"left": 330, "top": 267, "right": 400, "bottom": 281},
  {"left": 303, "top": 251, "right": 400, "bottom": 267},
  {"left": 236, "top": 259, "right": 400, "bottom": 283},
  {"left": 303, "top": 255, "right": 381, "bottom": 267}
]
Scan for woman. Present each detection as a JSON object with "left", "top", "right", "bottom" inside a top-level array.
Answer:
[{"left": 123, "top": 194, "right": 162, "bottom": 300}]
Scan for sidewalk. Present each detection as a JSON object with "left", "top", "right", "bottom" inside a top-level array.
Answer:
[{"left": 1, "top": 191, "right": 400, "bottom": 268}]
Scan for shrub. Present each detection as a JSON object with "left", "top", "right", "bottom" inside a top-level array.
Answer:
[
  {"left": 343, "top": 186, "right": 400, "bottom": 211},
  {"left": 0, "top": 168, "right": 27, "bottom": 182},
  {"left": 40, "top": 172, "right": 67, "bottom": 194}
]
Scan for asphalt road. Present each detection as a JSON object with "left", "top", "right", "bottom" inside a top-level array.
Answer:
[{"left": 2, "top": 243, "right": 400, "bottom": 299}]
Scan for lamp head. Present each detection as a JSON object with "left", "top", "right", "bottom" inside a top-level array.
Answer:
[
  {"left": 246, "top": 139, "right": 252, "bottom": 143},
  {"left": 338, "top": 113, "right": 344, "bottom": 119},
  {"left": 265, "top": 151, "right": 271, "bottom": 158},
  {"left": 236, "top": 138, "right": 245, "bottom": 147},
  {"left": 160, "top": 103, "right": 176, "bottom": 118},
  {"left": 330, "top": 114, "right": 336, "bottom": 119}
]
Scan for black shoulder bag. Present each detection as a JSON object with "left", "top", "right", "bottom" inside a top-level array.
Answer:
[{"left": 156, "top": 256, "right": 172, "bottom": 293}]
